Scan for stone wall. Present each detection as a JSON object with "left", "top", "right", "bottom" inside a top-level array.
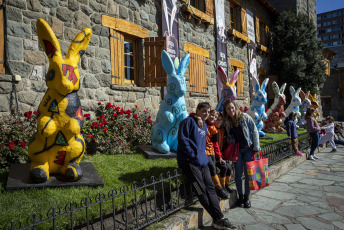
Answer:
[{"left": 0, "top": 0, "right": 275, "bottom": 119}]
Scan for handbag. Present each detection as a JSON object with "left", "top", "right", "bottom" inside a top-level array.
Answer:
[
  {"left": 223, "top": 141, "right": 239, "bottom": 162},
  {"left": 246, "top": 151, "right": 269, "bottom": 190}
]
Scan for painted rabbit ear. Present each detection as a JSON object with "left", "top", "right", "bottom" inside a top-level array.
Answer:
[
  {"left": 280, "top": 83, "right": 287, "bottom": 94},
  {"left": 261, "top": 78, "right": 269, "bottom": 92},
  {"left": 230, "top": 69, "right": 240, "bottom": 85},
  {"left": 308, "top": 94, "right": 314, "bottom": 101},
  {"left": 251, "top": 76, "right": 260, "bottom": 92},
  {"left": 66, "top": 28, "right": 92, "bottom": 63},
  {"left": 37, "top": 18, "right": 62, "bottom": 59},
  {"left": 177, "top": 53, "right": 190, "bottom": 76},
  {"left": 290, "top": 86, "right": 296, "bottom": 96},
  {"left": 306, "top": 91, "right": 310, "bottom": 98},
  {"left": 300, "top": 90, "right": 306, "bottom": 102},
  {"left": 272, "top": 81, "right": 279, "bottom": 96},
  {"left": 217, "top": 66, "right": 228, "bottom": 87},
  {"left": 161, "top": 50, "right": 176, "bottom": 76},
  {"left": 296, "top": 87, "right": 301, "bottom": 97}
]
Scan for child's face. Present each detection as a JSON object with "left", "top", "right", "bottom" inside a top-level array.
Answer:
[
  {"left": 207, "top": 111, "right": 218, "bottom": 123},
  {"left": 292, "top": 115, "right": 297, "bottom": 121},
  {"left": 196, "top": 107, "right": 210, "bottom": 121},
  {"left": 215, "top": 116, "right": 223, "bottom": 127}
]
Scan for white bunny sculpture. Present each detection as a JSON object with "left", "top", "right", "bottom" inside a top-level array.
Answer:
[
  {"left": 284, "top": 86, "right": 302, "bottom": 126},
  {"left": 216, "top": 66, "right": 239, "bottom": 112},
  {"left": 299, "top": 90, "right": 311, "bottom": 126},
  {"left": 150, "top": 50, "right": 190, "bottom": 154},
  {"left": 247, "top": 77, "right": 269, "bottom": 136},
  {"left": 264, "top": 82, "right": 287, "bottom": 132}
]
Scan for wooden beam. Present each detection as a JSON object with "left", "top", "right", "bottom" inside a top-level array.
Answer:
[
  {"left": 181, "top": 4, "right": 214, "bottom": 25},
  {"left": 184, "top": 43, "right": 209, "bottom": 58},
  {"left": 102, "top": 15, "right": 149, "bottom": 38},
  {"left": 229, "top": 58, "right": 245, "bottom": 69}
]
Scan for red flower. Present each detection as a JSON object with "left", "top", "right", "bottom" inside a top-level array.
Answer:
[
  {"left": 34, "top": 111, "right": 37, "bottom": 115},
  {"left": 126, "top": 142, "right": 130, "bottom": 145},
  {"left": 28, "top": 111, "right": 32, "bottom": 115},
  {"left": 0, "top": 145, "right": 4, "bottom": 148},
  {"left": 98, "top": 102, "right": 102, "bottom": 105},
  {"left": 117, "top": 133, "right": 120, "bottom": 136},
  {"left": 27, "top": 114, "right": 32, "bottom": 119},
  {"left": 145, "top": 119, "right": 152, "bottom": 124},
  {"left": 103, "top": 128, "right": 108, "bottom": 133},
  {"left": 101, "top": 114, "right": 105, "bottom": 118},
  {"left": 81, "top": 131, "right": 84, "bottom": 135},
  {"left": 144, "top": 110, "right": 147, "bottom": 112},
  {"left": 106, "top": 102, "right": 112, "bottom": 108},
  {"left": 87, "top": 134, "right": 93, "bottom": 138},
  {"left": 20, "top": 141, "right": 26, "bottom": 148},
  {"left": 148, "top": 116, "right": 151, "bottom": 119},
  {"left": 86, "top": 117, "right": 90, "bottom": 120},
  {"left": 133, "top": 114, "right": 138, "bottom": 120},
  {"left": 125, "top": 132, "right": 127, "bottom": 135},
  {"left": 111, "top": 124, "right": 114, "bottom": 127},
  {"left": 126, "top": 114, "right": 131, "bottom": 118},
  {"left": 24, "top": 112, "right": 28, "bottom": 117},
  {"left": 125, "top": 123, "right": 128, "bottom": 127},
  {"left": 97, "top": 117, "right": 101, "bottom": 121},
  {"left": 244, "top": 107, "right": 248, "bottom": 111},
  {"left": 9, "top": 142, "right": 14, "bottom": 146},
  {"left": 120, "top": 127, "right": 124, "bottom": 130},
  {"left": 10, "top": 145, "right": 16, "bottom": 151},
  {"left": 113, "top": 113, "right": 117, "bottom": 117},
  {"left": 135, "top": 105, "right": 138, "bottom": 108},
  {"left": 91, "top": 139, "right": 96, "bottom": 143}
]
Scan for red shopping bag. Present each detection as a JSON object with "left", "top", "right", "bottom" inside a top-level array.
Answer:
[
  {"left": 246, "top": 151, "right": 269, "bottom": 190},
  {"left": 223, "top": 142, "right": 239, "bottom": 162}
]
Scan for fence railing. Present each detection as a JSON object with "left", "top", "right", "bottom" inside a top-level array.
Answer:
[{"left": 2, "top": 133, "right": 310, "bottom": 230}]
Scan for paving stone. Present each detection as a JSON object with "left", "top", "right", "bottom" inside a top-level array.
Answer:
[
  {"left": 299, "top": 178, "right": 335, "bottom": 186},
  {"left": 288, "top": 187, "right": 323, "bottom": 197},
  {"left": 249, "top": 195, "right": 281, "bottom": 211},
  {"left": 263, "top": 182, "right": 292, "bottom": 192},
  {"left": 282, "top": 199, "right": 307, "bottom": 207},
  {"left": 275, "top": 174, "right": 304, "bottom": 183},
  {"left": 323, "top": 185, "right": 344, "bottom": 193},
  {"left": 296, "top": 194, "right": 322, "bottom": 203},
  {"left": 290, "top": 183, "right": 320, "bottom": 191},
  {"left": 317, "top": 174, "right": 344, "bottom": 182},
  {"left": 318, "top": 212, "right": 343, "bottom": 221},
  {"left": 332, "top": 221, "right": 344, "bottom": 229},
  {"left": 274, "top": 205, "right": 329, "bottom": 218},
  {"left": 256, "top": 190, "right": 295, "bottom": 200},
  {"left": 296, "top": 164, "right": 317, "bottom": 170},
  {"left": 309, "top": 201, "right": 334, "bottom": 211},
  {"left": 243, "top": 223, "right": 276, "bottom": 230},
  {"left": 326, "top": 193, "right": 344, "bottom": 199},
  {"left": 223, "top": 208, "right": 256, "bottom": 224},
  {"left": 248, "top": 208, "right": 293, "bottom": 224},
  {"left": 284, "top": 224, "right": 307, "bottom": 230},
  {"left": 296, "top": 217, "right": 334, "bottom": 230}
]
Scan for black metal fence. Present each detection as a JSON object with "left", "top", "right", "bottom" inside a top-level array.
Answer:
[{"left": 2, "top": 133, "right": 310, "bottom": 230}]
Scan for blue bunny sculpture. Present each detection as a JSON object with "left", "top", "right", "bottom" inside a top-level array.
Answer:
[
  {"left": 151, "top": 50, "right": 190, "bottom": 154},
  {"left": 247, "top": 77, "right": 269, "bottom": 137}
]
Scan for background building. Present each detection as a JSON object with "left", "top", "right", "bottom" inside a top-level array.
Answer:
[{"left": 317, "top": 8, "right": 344, "bottom": 48}]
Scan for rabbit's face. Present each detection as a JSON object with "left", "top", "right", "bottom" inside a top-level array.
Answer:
[
  {"left": 278, "top": 95, "right": 286, "bottom": 105},
  {"left": 292, "top": 96, "right": 302, "bottom": 107},
  {"left": 167, "top": 74, "right": 186, "bottom": 97},
  {"left": 255, "top": 91, "right": 267, "bottom": 103},
  {"left": 302, "top": 99, "right": 311, "bottom": 110}
]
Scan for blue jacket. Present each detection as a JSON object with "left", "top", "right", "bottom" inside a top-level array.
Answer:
[
  {"left": 177, "top": 116, "right": 209, "bottom": 166},
  {"left": 286, "top": 119, "right": 298, "bottom": 139},
  {"left": 226, "top": 113, "right": 261, "bottom": 152}
]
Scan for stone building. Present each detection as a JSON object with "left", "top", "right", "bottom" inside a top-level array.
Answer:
[{"left": 0, "top": 0, "right": 316, "bottom": 120}]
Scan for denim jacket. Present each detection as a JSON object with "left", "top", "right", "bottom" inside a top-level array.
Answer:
[{"left": 226, "top": 113, "right": 261, "bottom": 152}]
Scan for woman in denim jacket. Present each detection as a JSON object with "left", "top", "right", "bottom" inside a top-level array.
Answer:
[{"left": 222, "top": 100, "right": 260, "bottom": 208}]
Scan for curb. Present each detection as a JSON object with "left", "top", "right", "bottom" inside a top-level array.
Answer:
[{"left": 154, "top": 146, "right": 325, "bottom": 230}]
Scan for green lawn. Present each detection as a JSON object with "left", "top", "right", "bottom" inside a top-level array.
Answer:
[
  {"left": 259, "top": 128, "right": 308, "bottom": 146},
  {"left": 0, "top": 154, "right": 178, "bottom": 229}
]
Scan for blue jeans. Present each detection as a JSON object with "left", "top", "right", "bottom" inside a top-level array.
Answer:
[
  {"left": 309, "top": 132, "right": 319, "bottom": 156},
  {"left": 233, "top": 147, "right": 253, "bottom": 195}
]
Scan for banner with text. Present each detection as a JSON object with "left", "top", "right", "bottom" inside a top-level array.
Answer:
[
  {"left": 247, "top": 9, "right": 257, "bottom": 102},
  {"left": 215, "top": 0, "right": 228, "bottom": 101}
]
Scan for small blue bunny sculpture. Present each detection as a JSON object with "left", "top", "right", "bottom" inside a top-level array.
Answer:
[
  {"left": 247, "top": 77, "right": 269, "bottom": 137},
  {"left": 151, "top": 50, "right": 190, "bottom": 154}
]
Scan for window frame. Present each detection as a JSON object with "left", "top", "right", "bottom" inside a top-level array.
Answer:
[
  {"left": 229, "top": 58, "right": 245, "bottom": 98},
  {"left": 123, "top": 36, "right": 138, "bottom": 86}
]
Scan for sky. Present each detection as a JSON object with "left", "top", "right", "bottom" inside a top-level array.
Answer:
[{"left": 317, "top": 0, "right": 344, "bottom": 14}]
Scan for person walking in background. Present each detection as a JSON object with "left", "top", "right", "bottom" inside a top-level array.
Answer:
[
  {"left": 222, "top": 100, "right": 261, "bottom": 209},
  {"left": 305, "top": 108, "right": 321, "bottom": 160},
  {"left": 319, "top": 116, "right": 337, "bottom": 152},
  {"left": 177, "top": 102, "right": 237, "bottom": 230},
  {"left": 215, "top": 112, "right": 233, "bottom": 194},
  {"left": 284, "top": 112, "right": 304, "bottom": 156}
]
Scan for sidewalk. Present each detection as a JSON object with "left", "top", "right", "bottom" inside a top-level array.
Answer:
[{"left": 202, "top": 146, "right": 344, "bottom": 230}]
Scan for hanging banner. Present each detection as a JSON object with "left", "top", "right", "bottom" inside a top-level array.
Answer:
[
  {"left": 161, "top": 0, "right": 179, "bottom": 69},
  {"left": 215, "top": 0, "right": 228, "bottom": 101},
  {"left": 246, "top": 9, "right": 255, "bottom": 43}
]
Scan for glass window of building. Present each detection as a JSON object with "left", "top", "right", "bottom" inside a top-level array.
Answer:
[
  {"left": 325, "top": 28, "right": 332, "bottom": 32},
  {"left": 317, "top": 37, "right": 321, "bottom": 41},
  {"left": 332, "top": 19, "right": 341, "bottom": 24},
  {"left": 333, "top": 34, "right": 340, "bottom": 38},
  {"left": 317, "top": 16, "right": 321, "bottom": 20}
]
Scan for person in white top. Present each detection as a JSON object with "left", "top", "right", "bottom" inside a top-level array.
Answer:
[{"left": 319, "top": 116, "right": 337, "bottom": 152}]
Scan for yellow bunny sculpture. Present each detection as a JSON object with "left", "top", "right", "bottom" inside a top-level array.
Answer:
[
  {"left": 28, "top": 19, "right": 91, "bottom": 183},
  {"left": 308, "top": 93, "right": 320, "bottom": 120}
]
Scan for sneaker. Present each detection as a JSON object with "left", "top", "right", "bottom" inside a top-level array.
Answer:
[
  {"left": 212, "top": 218, "right": 237, "bottom": 230},
  {"left": 319, "top": 144, "right": 324, "bottom": 148},
  {"left": 217, "top": 188, "right": 230, "bottom": 200},
  {"left": 308, "top": 155, "right": 315, "bottom": 160},
  {"left": 330, "top": 149, "right": 337, "bottom": 152},
  {"left": 295, "top": 151, "right": 304, "bottom": 156},
  {"left": 225, "top": 184, "right": 233, "bottom": 194},
  {"left": 313, "top": 155, "right": 319, "bottom": 159}
]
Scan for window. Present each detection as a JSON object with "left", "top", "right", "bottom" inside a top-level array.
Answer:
[
  {"left": 190, "top": 0, "right": 205, "bottom": 13},
  {"left": 0, "top": 0, "right": 4, "bottom": 74},
  {"left": 229, "top": 59, "right": 244, "bottom": 98},
  {"left": 181, "top": 0, "right": 214, "bottom": 28},
  {"left": 325, "top": 28, "right": 332, "bottom": 33},
  {"left": 323, "top": 36, "right": 329, "bottom": 40},
  {"left": 332, "top": 11, "right": 341, "bottom": 17},
  {"left": 317, "top": 16, "right": 321, "bottom": 20},
  {"left": 317, "top": 37, "right": 321, "bottom": 41},
  {"left": 102, "top": 15, "right": 148, "bottom": 86},
  {"left": 332, "top": 19, "right": 341, "bottom": 25},
  {"left": 333, "top": 41, "right": 342, "bottom": 45},
  {"left": 255, "top": 16, "right": 269, "bottom": 47},
  {"left": 185, "top": 43, "right": 209, "bottom": 93},
  {"left": 229, "top": 0, "right": 246, "bottom": 35},
  {"left": 229, "top": 2, "right": 237, "bottom": 30},
  {"left": 333, "top": 26, "right": 341, "bottom": 31},
  {"left": 333, "top": 34, "right": 340, "bottom": 39}
]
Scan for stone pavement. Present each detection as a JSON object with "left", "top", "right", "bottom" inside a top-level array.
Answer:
[{"left": 201, "top": 145, "right": 344, "bottom": 230}]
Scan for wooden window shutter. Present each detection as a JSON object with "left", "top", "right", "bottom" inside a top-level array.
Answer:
[
  {"left": 0, "top": 0, "right": 4, "bottom": 74},
  {"left": 241, "top": 8, "right": 247, "bottom": 36},
  {"left": 144, "top": 37, "right": 167, "bottom": 87},
  {"left": 205, "top": 0, "right": 214, "bottom": 17},
  {"left": 236, "top": 69, "right": 244, "bottom": 97},
  {"left": 189, "top": 53, "right": 207, "bottom": 93},
  {"left": 110, "top": 29, "right": 124, "bottom": 85},
  {"left": 265, "top": 25, "right": 269, "bottom": 47},
  {"left": 255, "top": 17, "right": 260, "bottom": 44}
]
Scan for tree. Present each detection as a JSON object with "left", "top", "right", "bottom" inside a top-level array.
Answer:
[{"left": 271, "top": 12, "right": 326, "bottom": 94}]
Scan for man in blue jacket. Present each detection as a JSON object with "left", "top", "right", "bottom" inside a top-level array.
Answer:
[{"left": 177, "top": 102, "right": 237, "bottom": 230}]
